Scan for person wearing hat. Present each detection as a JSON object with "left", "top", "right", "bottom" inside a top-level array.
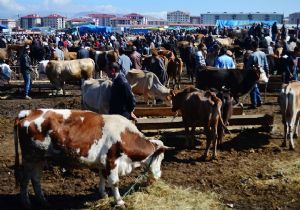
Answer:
[
  {"left": 215, "top": 47, "right": 235, "bottom": 69},
  {"left": 20, "top": 45, "right": 33, "bottom": 100}
]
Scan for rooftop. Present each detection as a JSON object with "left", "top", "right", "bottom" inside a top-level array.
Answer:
[
  {"left": 44, "top": 14, "right": 65, "bottom": 18},
  {"left": 21, "top": 14, "right": 41, "bottom": 19},
  {"left": 88, "top": 13, "right": 116, "bottom": 18}
]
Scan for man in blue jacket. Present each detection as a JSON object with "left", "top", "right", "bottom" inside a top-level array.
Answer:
[
  {"left": 108, "top": 62, "right": 136, "bottom": 121},
  {"left": 20, "top": 45, "right": 33, "bottom": 100}
]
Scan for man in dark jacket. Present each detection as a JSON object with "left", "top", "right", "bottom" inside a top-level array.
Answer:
[
  {"left": 109, "top": 62, "right": 136, "bottom": 121},
  {"left": 130, "top": 46, "right": 142, "bottom": 70},
  {"left": 20, "top": 45, "right": 33, "bottom": 100},
  {"left": 148, "top": 50, "right": 168, "bottom": 85},
  {"left": 77, "top": 44, "right": 90, "bottom": 59}
]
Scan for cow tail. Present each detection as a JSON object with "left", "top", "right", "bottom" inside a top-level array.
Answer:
[
  {"left": 14, "top": 117, "right": 20, "bottom": 188},
  {"left": 214, "top": 97, "right": 230, "bottom": 134}
]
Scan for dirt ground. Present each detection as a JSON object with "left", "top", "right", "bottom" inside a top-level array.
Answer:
[{"left": 1, "top": 83, "right": 300, "bottom": 210}]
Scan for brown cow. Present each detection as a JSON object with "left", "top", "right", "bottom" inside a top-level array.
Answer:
[
  {"left": 171, "top": 87, "right": 227, "bottom": 160},
  {"left": 14, "top": 109, "right": 173, "bottom": 208}
]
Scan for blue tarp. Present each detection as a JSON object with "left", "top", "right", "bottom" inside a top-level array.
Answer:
[
  {"left": 216, "top": 20, "right": 276, "bottom": 28},
  {"left": 0, "top": 24, "right": 8, "bottom": 30},
  {"left": 78, "top": 24, "right": 112, "bottom": 34},
  {"left": 130, "top": 28, "right": 150, "bottom": 34}
]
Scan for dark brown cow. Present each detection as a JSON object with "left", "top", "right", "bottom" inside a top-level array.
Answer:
[
  {"left": 171, "top": 88, "right": 227, "bottom": 159},
  {"left": 14, "top": 109, "right": 172, "bottom": 208}
]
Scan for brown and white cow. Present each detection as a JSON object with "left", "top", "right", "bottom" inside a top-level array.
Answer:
[
  {"left": 81, "top": 79, "right": 112, "bottom": 114},
  {"left": 167, "top": 56, "right": 183, "bottom": 89},
  {"left": 126, "top": 69, "right": 172, "bottom": 105},
  {"left": 279, "top": 81, "right": 300, "bottom": 150},
  {"left": 45, "top": 58, "right": 95, "bottom": 95},
  {"left": 14, "top": 109, "right": 172, "bottom": 208},
  {"left": 171, "top": 88, "right": 227, "bottom": 159}
]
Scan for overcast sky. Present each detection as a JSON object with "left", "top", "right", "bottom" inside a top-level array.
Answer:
[{"left": 0, "top": 0, "right": 298, "bottom": 18}]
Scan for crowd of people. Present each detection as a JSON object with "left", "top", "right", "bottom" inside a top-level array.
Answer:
[{"left": 0, "top": 22, "right": 299, "bottom": 111}]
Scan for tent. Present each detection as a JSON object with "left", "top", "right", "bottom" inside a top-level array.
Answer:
[
  {"left": 78, "top": 24, "right": 112, "bottom": 34},
  {"left": 0, "top": 24, "right": 8, "bottom": 30},
  {"left": 216, "top": 20, "right": 276, "bottom": 28}
]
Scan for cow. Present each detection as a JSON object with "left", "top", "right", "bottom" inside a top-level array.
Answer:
[
  {"left": 81, "top": 79, "right": 112, "bottom": 114},
  {"left": 89, "top": 49, "right": 119, "bottom": 78},
  {"left": 45, "top": 58, "right": 95, "bottom": 95},
  {"left": 171, "top": 88, "right": 227, "bottom": 159},
  {"left": 126, "top": 69, "right": 172, "bottom": 105},
  {"left": 196, "top": 65, "right": 261, "bottom": 103},
  {"left": 167, "top": 57, "right": 183, "bottom": 89},
  {"left": 14, "top": 109, "right": 173, "bottom": 208},
  {"left": 279, "top": 81, "right": 300, "bottom": 150}
]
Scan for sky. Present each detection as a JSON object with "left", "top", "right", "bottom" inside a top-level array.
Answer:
[{"left": 0, "top": 0, "right": 299, "bottom": 19}]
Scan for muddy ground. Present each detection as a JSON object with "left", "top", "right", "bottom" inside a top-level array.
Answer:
[{"left": 0, "top": 82, "right": 300, "bottom": 210}]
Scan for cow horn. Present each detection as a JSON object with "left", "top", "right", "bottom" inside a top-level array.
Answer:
[{"left": 159, "top": 145, "right": 175, "bottom": 151}]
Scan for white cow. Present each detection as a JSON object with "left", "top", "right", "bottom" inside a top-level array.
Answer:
[
  {"left": 279, "top": 81, "right": 300, "bottom": 149},
  {"left": 81, "top": 79, "right": 112, "bottom": 114},
  {"left": 126, "top": 69, "right": 172, "bottom": 105}
]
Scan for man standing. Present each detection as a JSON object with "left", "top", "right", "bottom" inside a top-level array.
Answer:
[
  {"left": 77, "top": 43, "right": 89, "bottom": 59},
  {"left": 130, "top": 46, "right": 142, "bottom": 70},
  {"left": 108, "top": 62, "right": 136, "bottom": 121},
  {"left": 20, "top": 45, "right": 33, "bottom": 100},
  {"left": 246, "top": 41, "right": 269, "bottom": 109},
  {"left": 148, "top": 50, "right": 168, "bottom": 85},
  {"left": 215, "top": 47, "right": 236, "bottom": 69},
  {"left": 117, "top": 48, "right": 132, "bottom": 76}
]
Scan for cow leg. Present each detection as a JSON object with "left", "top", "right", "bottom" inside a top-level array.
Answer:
[
  {"left": 203, "top": 126, "right": 212, "bottom": 160},
  {"left": 217, "top": 123, "right": 224, "bottom": 146},
  {"left": 177, "top": 74, "right": 181, "bottom": 90},
  {"left": 20, "top": 162, "right": 33, "bottom": 208},
  {"left": 289, "top": 124, "right": 295, "bottom": 150},
  {"left": 108, "top": 168, "right": 125, "bottom": 207},
  {"left": 282, "top": 122, "right": 288, "bottom": 147},
  {"left": 31, "top": 162, "right": 47, "bottom": 206},
  {"left": 294, "top": 114, "right": 300, "bottom": 138},
  {"left": 211, "top": 125, "right": 218, "bottom": 160},
  {"left": 99, "top": 171, "right": 108, "bottom": 198}
]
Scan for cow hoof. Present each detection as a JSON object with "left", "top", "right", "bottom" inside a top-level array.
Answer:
[
  {"left": 294, "top": 133, "right": 298, "bottom": 138},
  {"left": 199, "top": 155, "right": 208, "bottom": 161},
  {"left": 99, "top": 192, "right": 108, "bottom": 199},
  {"left": 280, "top": 142, "right": 287, "bottom": 148},
  {"left": 289, "top": 146, "right": 295, "bottom": 151},
  {"left": 212, "top": 156, "right": 218, "bottom": 161},
  {"left": 115, "top": 200, "right": 126, "bottom": 209}
]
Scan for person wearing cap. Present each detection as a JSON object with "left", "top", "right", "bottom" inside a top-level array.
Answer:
[
  {"left": 77, "top": 43, "right": 89, "bottom": 59},
  {"left": 130, "top": 46, "right": 142, "bottom": 70},
  {"left": 215, "top": 47, "right": 236, "bottom": 69},
  {"left": 20, "top": 45, "right": 33, "bottom": 100},
  {"left": 246, "top": 41, "right": 269, "bottom": 109}
]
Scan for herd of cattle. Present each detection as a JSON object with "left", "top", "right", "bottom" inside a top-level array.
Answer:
[{"left": 3, "top": 35, "right": 300, "bottom": 208}]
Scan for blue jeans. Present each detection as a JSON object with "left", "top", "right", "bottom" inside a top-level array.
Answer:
[
  {"left": 22, "top": 72, "right": 32, "bottom": 96},
  {"left": 250, "top": 83, "right": 261, "bottom": 107}
]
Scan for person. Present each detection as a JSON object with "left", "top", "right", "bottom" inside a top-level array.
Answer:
[
  {"left": 215, "top": 47, "right": 236, "bottom": 69},
  {"left": 53, "top": 44, "right": 64, "bottom": 60},
  {"left": 77, "top": 43, "right": 89, "bottom": 59},
  {"left": 117, "top": 47, "right": 132, "bottom": 76},
  {"left": 148, "top": 50, "right": 168, "bottom": 85},
  {"left": 108, "top": 62, "right": 136, "bottom": 121},
  {"left": 130, "top": 46, "right": 142, "bottom": 70},
  {"left": 246, "top": 41, "right": 269, "bottom": 109},
  {"left": 0, "top": 36, "right": 6, "bottom": 48},
  {"left": 283, "top": 47, "right": 299, "bottom": 83},
  {"left": 271, "top": 22, "right": 278, "bottom": 41},
  {"left": 20, "top": 45, "right": 33, "bottom": 100},
  {"left": 195, "top": 43, "right": 207, "bottom": 69}
]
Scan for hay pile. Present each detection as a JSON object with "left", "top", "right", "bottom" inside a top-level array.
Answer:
[{"left": 87, "top": 180, "right": 221, "bottom": 210}]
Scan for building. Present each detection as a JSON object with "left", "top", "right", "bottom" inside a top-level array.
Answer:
[
  {"left": 20, "top": 14, "right": 42, "bottom": 29},
  {"left": 167, "top": 10, "right": 190, "bottom": 24},
  {"left": 289, "top": 12, "right": 300, "bottom": 24},
  {"left": 42, "top": 14, "right": 65, "bottom": 29},
  {"left": 110, "top": 17, "right": 132, "bottom": 27},
  {"left": 190, "top": 16, "right": 201, "bottom": 24},
  {"left": 66, "top": 18, "right": 94, "bottom": 28},
  {"left": 147, "top": 16, "right": 168, "bottom": 26},
  {"left": 200, "top": 12, "right": 284, "bottom": 25},
  {"left": 87, "top": 13, "right": 116, "bottom": 26},
  {"left": 124, "top": 13, "right": 148, "bottom": 25},
  {"left": 0, "top": 18, "right": 17, "bottom": 29}
]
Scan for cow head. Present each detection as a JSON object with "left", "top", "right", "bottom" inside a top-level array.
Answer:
[{"left": 148, "top": 140, "right": 174, "bottom": 180}]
